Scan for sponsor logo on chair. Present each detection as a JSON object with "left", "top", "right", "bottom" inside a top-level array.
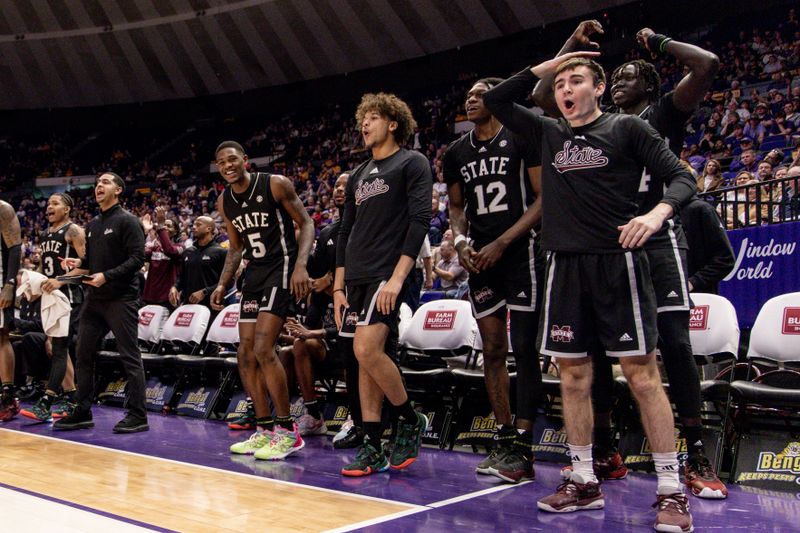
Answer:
[
  {"left": 690, "top": 305, "right": 710, "bottom": 330},
  {"left": 175, "top": 312, "right": 195, "bottom": 327},
  {"left": 139, "top": 311, "right": 155, "bottom": 326},
  {"left": 782, "top": 307, "right": 800, "bottom": 334},
  {"left": 423, "top": 310, "right": 456, "bottom": 330},
  {"left": 222, "top": 311, "right": 239, "bottom": 328}
]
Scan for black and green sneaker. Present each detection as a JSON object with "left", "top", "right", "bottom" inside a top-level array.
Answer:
[
  {"left": 228, "top": 401, "right": 256, "bottom": 430},
  {"left": 341, "top": 439, "right": 389, "bottom": 477},
  {"left": 20, "top": 395, "right": 54, "bottom": 422},
  {"left": 389, "top": 411, "right": 428, "bottom": 470},
  {"left": 476, "top": 446, "right": 511, "bottom": 475}
]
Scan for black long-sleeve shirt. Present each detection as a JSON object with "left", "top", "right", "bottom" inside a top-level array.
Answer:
[
  {"left": 308, "top": 219, "right": 339, "bottom": 279},
  {"left": 175, "top": 240, "right": 227, "bottom": 306},
  {"left": 84, "top": 203, "right": 145, "bottom": 301},
  {"left": 336, "top": 149, "right": 431, "bottom": 283},
  {"left": 680, "top": 198, "right": 735, "bottom": 294},
  {"left": 484, "top": 69, "right": 696, "bottom": 253}
]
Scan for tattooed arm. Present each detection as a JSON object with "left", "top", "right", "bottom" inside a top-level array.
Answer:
[
  {"left": 0, "top": 201, "right": 22, "bottom": 309},
  {"left": 210, "top": 196, "right": 243, "bottom": 311}
]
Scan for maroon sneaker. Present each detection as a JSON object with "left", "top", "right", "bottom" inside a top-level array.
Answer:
[
  {"left": 0, "top": 396, "right": 20, "bottom": 422},
  {"left": 538, "top": 473, "right": 604, "bottom": 513},
  {"left": 653, "top": 493, "right": 693, "bottom": 532},
  {"left": 684, "top": 455, "right": 727, "bottom": 499},
  {"left": 560, "top": 450, "right": 628, "bottom": 481}
]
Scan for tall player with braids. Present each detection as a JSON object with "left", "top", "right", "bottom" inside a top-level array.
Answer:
[
  {"left": 212, "top": 141, "right": 315, "bottom": 461},
  {"left": 443, "top": 77, "right": 544, "bottom": 483},
  {"left": 0, "top": 200, "right": 22, "bottom": 421},
  {"left": 534, "top": 21, "right": 726, "bottom": 499},
  {"left": 20, "top": 193, "right": 85, "bottom": 421}
]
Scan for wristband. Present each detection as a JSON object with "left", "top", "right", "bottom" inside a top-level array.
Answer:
[
  {"left": 333, "top": 288, "right": 346, "bottom": 294},
  {"left": 453, "top": 234, "right": 467, "bottom": 247},
  {"left": 646, "top": 33, "right": 672, "bottom": 55}
]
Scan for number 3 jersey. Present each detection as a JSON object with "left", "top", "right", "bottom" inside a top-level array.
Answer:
[
  {"left": 40, "top": 222, "right": 83, "bottom": 304},
  {"left": 223, "top": 172, "right": 298, "bottom": 271},
  {"left": 442, "top": 126, "right": 539, "bottom": 247}
]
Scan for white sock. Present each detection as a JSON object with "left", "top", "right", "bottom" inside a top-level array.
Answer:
[
  {"left": 568, "top": 443, "right": 597, "bottom": 484},
  {"left": 652, "top": 452, "right": 681, "bottom": 495}
]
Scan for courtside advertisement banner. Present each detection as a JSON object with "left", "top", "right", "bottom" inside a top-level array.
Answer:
[
  {"left": 720, "top": 221, "right": 800, "bottom": 328},
  {"left": 736, "top": 435, "right": 800, "bottom": 495}
]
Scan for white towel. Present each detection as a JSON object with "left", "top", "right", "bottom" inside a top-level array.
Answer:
[{"left": 16, "top": 270, "right": 72, "bottom": 337}]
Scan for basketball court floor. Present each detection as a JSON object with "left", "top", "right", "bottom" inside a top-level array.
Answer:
[{"left": 0, "top": 405, "right": 796, "bottom": 532}]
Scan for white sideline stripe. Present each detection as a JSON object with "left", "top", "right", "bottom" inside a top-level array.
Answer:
[
  {"left": 0, "top": 486, "right": 156, "bottom": 533},
  {"left": 0, "top": 428, "right": 426, "bottom": 510},
  {"left": 323, "top": 479, "right": 532, "bottom": 532},
  {"left": 427, "top": 480, "right": 532, "bottom": 508},
  {"left": 321, "top": 507, "right": 430, "bottom": 533}
]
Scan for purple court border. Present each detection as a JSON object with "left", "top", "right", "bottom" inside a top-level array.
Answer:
[{"left": 0, "top": 480, "right": 176, "bottom": 533}]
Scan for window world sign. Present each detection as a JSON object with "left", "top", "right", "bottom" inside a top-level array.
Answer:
[{"left": 719, "top": 220, "right": 800, "bottom": 328}]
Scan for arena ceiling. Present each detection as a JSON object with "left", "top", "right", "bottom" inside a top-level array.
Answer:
[{"left": 0, "top": 0, "right": 629, "bottom": 109}]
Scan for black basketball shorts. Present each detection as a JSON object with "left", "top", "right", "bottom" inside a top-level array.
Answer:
[
  {"left": 645, "top": 246, "right": 690, "bottom": 313},
  {"left": 538, "top": 251, "right": 658, "bottom": 358},
  {"left": 239, "top": 259, "right": 295, "bottom": 322},
  {"left": 468, "top": 237, "right": 544, "bottom": 319}
]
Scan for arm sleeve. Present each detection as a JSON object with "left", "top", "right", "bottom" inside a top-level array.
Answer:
[
  {"left": 628, "top": 117, "right": 696, "bottom": 213},
  {"left": 401, "top": 154, "right": 433, "bottom": 259},
  {"left": 156, "top": 228, "right": 184, "bottom": 258},
  {"left": 174, "top": 255, "right": 186, "bottom": 292},
  {"left": 687, "top": 206, "right": 735, "bottom": 292},
  {"left": 483, "top": 69, "right": 544, "bottom": 141},
  {"left": 335, "top": 179, "right": 356, "bottom": 268},
  {"left": 104, "top": 216, "right": 146, "bottom": 281}
]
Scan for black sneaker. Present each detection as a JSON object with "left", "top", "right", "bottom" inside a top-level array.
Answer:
[
  {"left": 341, "top": 439, "right": 389, "bottom": 477},
  {"left": 333, "top": 425, "right": 364, "bottom": 450},
  {"left": 476, "top": 446, "right": 511, "bottom": 475},
  {"left": 488, "top": 448, "right": 535, "bottom": 483},
  {"left": 113, "top": 414, "right": 149, "bottom": 434},
  {"left": 17, "top": 383, "right": 44, "bottom": 402},
  {"left": 389, "top": 411, "right": 428, "bottom": 470},
  {"left": 53, "top": 408, "right": 94, "bottom": 430}
]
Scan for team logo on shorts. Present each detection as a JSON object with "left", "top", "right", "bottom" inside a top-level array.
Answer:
[
  {"left": 345, "top": 311, "right": 359, "bottom": 327},
  {"left": 473, "top": 287, "right": 494, "bottom": 304},
  {"left": 241, "top": 300, "right": 259, "bottom": 313},
  {"left": 550, "top": 325, "right": 574, "bottom": 343}
]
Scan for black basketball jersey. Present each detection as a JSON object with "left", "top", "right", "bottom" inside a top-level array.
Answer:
[
  {"left": 41, "top": 222, "right": 82, "bottom": 304},
  {"left": 222, "top": 172, "right": 298, "bottom": 265},
  {"left": 632, "top": 92, "right": 693, "bottom": 249},
  {"left": 443, "top": 127, "right": 540, "bottom": 246}
]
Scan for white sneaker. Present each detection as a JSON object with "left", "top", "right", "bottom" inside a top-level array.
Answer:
[{"left": 333, "top": 418, "right": 354, "bottom": 444}]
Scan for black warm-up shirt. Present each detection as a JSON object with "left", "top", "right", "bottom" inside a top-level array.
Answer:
[
  {"left": 484, "top": 69, "right": 696, "bottom": 254},
  {"left": 336, "top": 148, "right": 431, "bottom": 283},
  {"left": 308, "top": 219, "right": 339, "bottom": 279},
  {"left": 680, "top": 198, "right": 735, "bottom": 294},
  {"left": 175, "top": 240, "right": 227, "bottom": 306},
  {"left": 84, "top": 203, "right": 145, "bottom": 300}
]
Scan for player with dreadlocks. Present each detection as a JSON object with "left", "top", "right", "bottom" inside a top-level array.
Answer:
[{"left": 533, "top": 21, "right": 725, "bottom": 504}]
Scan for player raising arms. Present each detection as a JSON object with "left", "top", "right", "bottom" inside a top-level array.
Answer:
[
  {"left": 484, "top": 52, "right": 697, "bottom": 532},
  {"left": 211, "top": 141, "right": 314, "bottom": 461},
  {"left": 443, "top": 77, "right": 544, "bottom": 483},
  {"left": 534, "top": 20, "right": 726, "bottom": 499}
]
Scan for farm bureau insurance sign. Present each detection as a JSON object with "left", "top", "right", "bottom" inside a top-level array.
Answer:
[{"left": 719, "top": 220, "right": 800, "bottom": 328}]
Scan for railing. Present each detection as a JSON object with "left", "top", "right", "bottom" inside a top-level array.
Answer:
[{"left": 704, "top": 175, "right": 800, "bottom": 230}]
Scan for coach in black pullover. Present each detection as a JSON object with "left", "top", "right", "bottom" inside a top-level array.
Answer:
[{"left": 54, "top": 173, "right": 149, "bottom": 434}]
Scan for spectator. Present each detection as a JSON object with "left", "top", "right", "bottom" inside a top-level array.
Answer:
[
  {"left": 429, "top": 195, "right": 448, "bottom": 246},
  {"left": 141, "top": 206, "right": 184, "bottom": 308},
  {"left": 756, "top": 160, "right": 773, "bottom": 181},
  {"left": 697, "top": 159, "right": 725, "bottom": 193},
  {"left": 729, "top": 147, "right": 758, "bottom": 174},
  {"left": 743, "top": 117, "right": 766, "bottom": 145},
  {"left": 432, "top": 240, "right": 468, "bottom": 299}
]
